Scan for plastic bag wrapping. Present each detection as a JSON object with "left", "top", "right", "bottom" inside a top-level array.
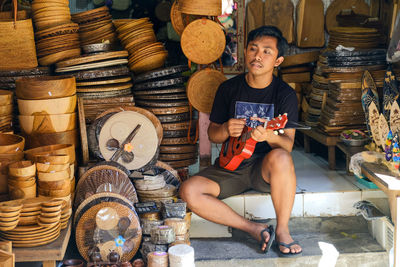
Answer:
[
  {"left": 388, "top": 12, "right": 400, "bottom": 63},
  {"left": 74, "top": 166, "right": 138, "bottom": 209},
  {"left": 353, "top": 200, "right": 386, "bottom": 221},
  {"left": 349, "top": 151, "right": 384, "bottom": 177},
  {"left": 74, "top": 195, "right": 142, "bottom": 262}
]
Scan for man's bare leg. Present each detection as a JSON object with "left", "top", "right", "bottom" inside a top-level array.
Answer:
[
  {"left": 179, "top": 176, "right": 272, "bottom": 249},
  {"left": 261, "top": 148, "right": 302, "bottom": 254}
]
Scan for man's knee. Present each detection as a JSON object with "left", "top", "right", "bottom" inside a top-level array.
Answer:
[{"left": 265, "top": 148, "right": 294, "bottom": 171}]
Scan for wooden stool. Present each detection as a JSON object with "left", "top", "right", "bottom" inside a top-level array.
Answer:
[{"left": 299, "top": 128, "right": 339, "bottom": 170}]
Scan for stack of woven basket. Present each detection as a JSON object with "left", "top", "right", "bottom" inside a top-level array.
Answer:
[
  {"left": 72, "top": 6, "right": 118, "bottom": 46},
  {"left": 31, "top": 0, "right": 81, "bottom": 66}
]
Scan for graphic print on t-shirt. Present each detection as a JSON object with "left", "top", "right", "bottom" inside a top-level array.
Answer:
[{"left": 235, "top": 101, "right": 274, "bottom": 128}]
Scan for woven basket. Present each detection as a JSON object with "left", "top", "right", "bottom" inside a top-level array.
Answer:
[
  {"left": 178, "top": 0, "right": 222, "bottom": 16},
  {"left": 0, "top": 0, "right": 37, "bottom": 70}
]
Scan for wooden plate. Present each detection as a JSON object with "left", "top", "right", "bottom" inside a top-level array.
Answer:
[
  {"left": 181, "top": 19, "right": 225, "bottom": 64},
  {"left": 76, "top": 76, "right": 131, "bottom": 86},
  {"left": 133, "top": 87, "right": 185, "bottom": 96},
  {"left": 77, "top": 82, "right": 132, "bottom": 93},
  {"left": 135, "top": 93, "right": 187, "bottom": 101},
  {"left": 133, "top": 76, "right": 186, "bottom": 91},
  {"left": 187, "top": 68, "right": 226, "bottom": 113},
  {"left": 135, "top": 99, "right": 188, "bottom": 108},
  {"left": 98, "top": 111, "right": 159, "bottom": 170},
  {"left": 56, "top": 59, "right": 128, "bottom": 73},
  {"left": 38, "top": 48, "right": 81, "bottom": 66},
  {"left": 161, "top": 136, "right": 194, "bottom": 145}
]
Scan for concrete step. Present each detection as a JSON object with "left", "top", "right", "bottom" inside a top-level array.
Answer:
[{"left": 192, "top": 216, "right": 389, "bottom": 267}]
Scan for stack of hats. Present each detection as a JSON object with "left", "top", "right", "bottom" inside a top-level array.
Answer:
[
  {"left": 115, "top": 18, "right": 168, "bottom": 73},
  {"left": 0, "top": 90, "right": 13, "bottom": 133},
  {"left": 303, "top": 73, "right": 329, "bottom": 127},
  {"left": 54, "top": 50, "right": 133, "bottom": 124},
  {"left": 15, "top": 76, "right": 78, "bottom": 149},
  {"left": 34, "top": 23, "right": 81, "bottom": 66},
  {"left": 7, "top": 161, "right": 36, "bottom": 200},
  {"left": 31, "top": 0, "right": 72, "bottom": 31},
  {"left": 71, "top": 6, "right": 118, "bottom": 46},
  {"left": 132, "top": 66, "right": 198, "bottom": 170}
]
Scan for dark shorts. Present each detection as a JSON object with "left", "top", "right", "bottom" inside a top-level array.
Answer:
[{"left": 194, "top": 154, "right": 271, "bottom": 199}]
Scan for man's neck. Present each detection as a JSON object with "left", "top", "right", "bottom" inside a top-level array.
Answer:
[{"left": 245, "top": 72, "right": 273, "bottom": 89}]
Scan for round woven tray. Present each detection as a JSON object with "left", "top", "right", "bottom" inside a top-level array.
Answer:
[
  {"left": 74, "top": 165, "right": 138, "bottom": 209},
  {"left": 135, "top": 99, "right": 188, "bottom": 108},
  {"left": 145, "top": 106, "right": 190, "bottom": 115},
  {"left": 181, "top": 18, "right": 225, "bottom": 64},
  {"left": 133, "top": 87, "right": 185, "bottom": 96},
  {"left": 77, "top": 88, "right": 132, "bottom": 99},
  {"left": 178, "top": 0, "right": 221, "bottom": 16},
  {"left": 187, "top": 68, "right": 226, "bottom": 113},
  {"left": 75, "top": 198, "right": 141, "bottom": 262},
  {"left": 134, "top": 93, "right": 187, "bottom": 101}
]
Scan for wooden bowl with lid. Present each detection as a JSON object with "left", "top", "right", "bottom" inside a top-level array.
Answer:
[
  {"left": 19, "top": 113, "right": 77, "bottom": 134},
  {"left": 8, "top": 161, "right": 36, "bottom": 177},
  {"left": 23, "top": 129, "right": 78, "bottom": 150},
  {"left": 34, "top": 154, "right": 70, "bottom": 165},
  {"left": 16, "top": 75, "right": 76, "bottom": 100}
]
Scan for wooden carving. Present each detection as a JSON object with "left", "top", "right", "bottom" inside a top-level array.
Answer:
[
  {"left": 390, "top": 101, "right": 400, "bottom": 135},
  {"left": 378, "top": 113, "right": 390, "bottom": 151},
  {"left": 368, "top": 102, "right": 381, "bottom": 147}
]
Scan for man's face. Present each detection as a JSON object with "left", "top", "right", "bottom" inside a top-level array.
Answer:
[{"left": 244, "top": 36, "right": 283, "bottom": 77}]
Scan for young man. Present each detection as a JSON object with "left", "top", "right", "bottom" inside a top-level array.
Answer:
[{"left": 179, "top": 26, "right": 302, "bottom": 257}]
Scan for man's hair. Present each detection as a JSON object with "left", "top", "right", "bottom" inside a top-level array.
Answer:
[{"left": 246, "top": 26, "right": 288, "bottom": 58}]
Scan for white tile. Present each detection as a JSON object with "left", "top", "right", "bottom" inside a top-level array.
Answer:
[
  {"left": 243, "top": 192, "right": 303, "bottom": 219},
  {"left": 303, "top": 191, "right": 361, "bottom": 216},
  {"left": 189, "top": 213, "right": 232, "bottom": 238},
  {"left": 222, "top": 195, "right": 245, "bottom": 216}
]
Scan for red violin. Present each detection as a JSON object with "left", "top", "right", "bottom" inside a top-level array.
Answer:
[{"left": 219, "top": 114, "right": 288, "bottom": 171}]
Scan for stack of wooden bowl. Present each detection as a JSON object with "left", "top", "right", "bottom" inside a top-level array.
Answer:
[
  {"left": 133, "top": 66, "right": 198, "bottom": 170},
  {"left": 16, "top": 76, "right": 78, "bottom": 149},
  {"left": 31, "top": 0, "right": 72, "bottom": 31},
  {"left": 7, "top": 161, "right": 36, "bottom": 200},
  {"left": 24, "top": 144, "right": 76, "bottom": 203},
  {"left": 71, "top": 6, "right": 118, "bottom": 46},
  {"left": 115, "top": 18, "right": 168, "bottom": 73},
  {"left": 34, "top": 23, "right": 81, "bottom": 66},
  {"left": 0, "top": 90, "right": 13, "bottom": 133},
  {"left": 0, "top": 134, "right": 25, "bottom": 198}
]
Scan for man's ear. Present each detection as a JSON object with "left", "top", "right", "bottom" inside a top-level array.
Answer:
[{"left": 274, "top": 56, "right": 284, "bottom": 67}]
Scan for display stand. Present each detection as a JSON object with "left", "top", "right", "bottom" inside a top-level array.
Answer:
[
  {"left": 361, "top": 162, "right": 400, "bottom": 267},
  {"left": 299, "top": 128, "right": 339, "bottom": 169},
  {"left": 14, "top": 220, "right": 71, "bottom": 267}
]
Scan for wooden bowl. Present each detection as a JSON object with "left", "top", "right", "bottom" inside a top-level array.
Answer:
[
  {"left": 37, "top": 170, "right": 70, "bottom": 182},
  {"left": 17, "top": 95, "right": 77, "bottom": 115},
  {"left": 34, "top": 154, "right": 70, "bottom": 165},
  {"left": 41, "top": 204, "right": 62, "bottom": 213},
  {"left": 7, "top": 176, "right": 36, "bottom": 188},
  {"left": 0, "top": 104, "right": 12, "bottom": 116},
  {"left": 16, "top": 75, "right": 76, "bottom": 100},
  {"left": 24, "top": 144, "right": 75, "bottom": 163},
  {"left": 38, "top": 187, "right": 70, "bottom": 197},
  {"left": 0, "top": 90, "right": 13, "bottom": 105},
  {"left": 36, "top": 162, "right": 69, "bottom": 173},
  {"left": 0, "top": 215, "right": 20, "bottom": 222},
  {"left": 19, "top": 113, "right": 77, "bottom": 134},
  {"left": 0, "top": 134, "right": 25, "bottom": 154},
  {"left": 38, "top": 178, "right": 70, "bottom": 191},
  {"left": 8, "top": 161, "right": 36, "bottom": 177},
  {"left": 8, "top": 184, "right": 36, "bottom": 199},
  {"left": 22, "top": 129, "right": 78, "bottom": 150}
]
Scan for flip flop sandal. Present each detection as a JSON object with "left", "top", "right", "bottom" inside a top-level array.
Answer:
[
  {"left": 260, "top": 225, "right": 275, "bottom": 253},
  {"left": 276, "top": 240, "right": 303, "bottom": 258}
]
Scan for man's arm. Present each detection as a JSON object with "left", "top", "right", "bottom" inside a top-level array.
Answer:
[
  {"left": 208, "top": 119, "right": 246, "bottom": 144},
  {"left": 251, "top": 127, "right": 295, "bottom": 152}
]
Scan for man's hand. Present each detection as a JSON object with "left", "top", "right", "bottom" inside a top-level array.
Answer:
[
  {"left": 226, "top": 118, "right": 246, "bottom": 137},
  {"left": 251, "top": 125, "right": 270, "bottom": 142}
]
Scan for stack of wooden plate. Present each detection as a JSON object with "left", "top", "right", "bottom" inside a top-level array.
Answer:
[
  {"left": 0, "top": 197, "right": 71, "bottom": 246},
  {"left": 115, "top": 18, "right": 168, "bottom": 73},
  {"left": 54, "top": 51, "right": 134, "bottom": 124},
  {"left": 133, "top": 66, "right": 197, "bottom": 169},
  {"left": 16, "top": 76, "right": 78, "bottom": 149},
  {"left": 7, "top": 161, "right": 36, "bottom": 200},
  {"left": 74, "top": 192, "right": 142, "bottom": 262},
  {"left": 71, "top": 6, "right": 118, "bottom": 46},
  {"left": 328, "top": 27, "right": 381, "bottom": 50},
  {"left": 34, "top": 23, "right": 81, "bottom": 66},
  {"left": 0, "top": 90, "right": 13, "bottom": 133},
  {"left": 31, "top": 0, "right": 72, "bottom": 31},
  {"left": 302, "top": 74, "right": 329, "bottom": 127}
]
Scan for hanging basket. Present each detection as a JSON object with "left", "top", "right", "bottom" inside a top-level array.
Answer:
[{"left": 177, "top": 0, "right": 222, "bottom": 16}]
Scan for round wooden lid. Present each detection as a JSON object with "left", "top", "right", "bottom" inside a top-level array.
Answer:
[
  {"left": 98, "top": 111, "right": 159, "bottom": 170},
  {"left": 187, "top": 68, "right": 226, "bottom": 113},
  {"left": 181, "top": 18, "right": 225, "bottom": 64}
]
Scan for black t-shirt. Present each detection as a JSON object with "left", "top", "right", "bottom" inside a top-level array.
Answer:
[{"left": 210, "top": 73, "right": 298, "bottom": 154}]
